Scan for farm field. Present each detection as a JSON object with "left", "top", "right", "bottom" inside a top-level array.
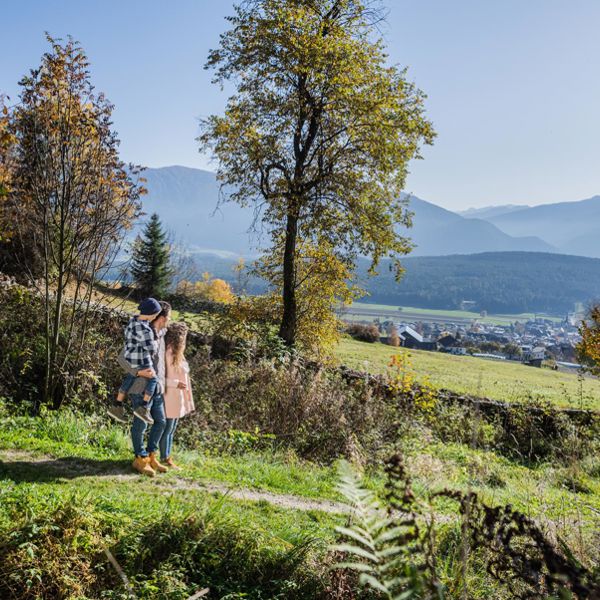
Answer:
[
  {"left": 337, "top": 337, "right": 600, "bottom": 409},
  {"left": 346, "top": 301, "right": 563, "bottom": 326}
]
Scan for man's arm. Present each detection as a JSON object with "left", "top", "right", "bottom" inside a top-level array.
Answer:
[
  {"left": 117, "top": 350, "right": 153, "bottom": 378},
  {"left": 117, "top": 350, "right": 137, "bottom": 376}
]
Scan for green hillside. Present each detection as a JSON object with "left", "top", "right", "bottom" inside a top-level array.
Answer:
[
  {"left": 356, "top": 252, "right": 600, "bottom": 314},
  {"left": 2, "top": 406, "right": 599, "bottom": 598},
  {"left": 337, "top": 337, "right": 600, "bottom": 409},
  {"left": 190, "top": 251, "right": 600, "bottom": 315}
]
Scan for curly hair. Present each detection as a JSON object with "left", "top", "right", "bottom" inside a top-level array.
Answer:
[{"left": 165, "top": 321, "right": 188, "bottom": 368}]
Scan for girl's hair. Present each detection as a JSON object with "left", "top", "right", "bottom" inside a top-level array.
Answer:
[{"left": 165, "top": 322, "right": 188, "bottom": 367}]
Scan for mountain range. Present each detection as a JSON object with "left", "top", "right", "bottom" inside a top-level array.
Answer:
[
  {"left": 458, "top": 205, "right": 529, "bottom": 219},
  {"left": 141, "top": 166, "right": 600, "bottom": 258},
  {"left": 135, "top": 166, "right": 600, "bottom": 312},
  {"left": 485, "top": 197, "right": 600, "bottom": 257}
]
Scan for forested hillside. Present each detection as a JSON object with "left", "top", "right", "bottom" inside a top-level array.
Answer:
[
  {"left": 359, "top": 252, "right": 600, "bottom": 313},
  {"left": 193, "top": 251, "right": 600, "bottom": 314}
]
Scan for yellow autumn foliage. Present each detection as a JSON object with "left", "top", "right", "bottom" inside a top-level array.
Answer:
[
  {"left": 388, "top": 351, "right": 437, "bottom": 412},
  {"left": 256, "top": 238, "right": 364, "bottom": 359},
  {"left": 578, "top": 305, "right": 600, "bottom": 375},
  {"left": 178, "top": 273, "right": 234, "bottom": 305}
]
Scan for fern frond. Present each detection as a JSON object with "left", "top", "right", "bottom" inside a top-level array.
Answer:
[
  {"left": 331, "top": 543, "right": 380, "bottom": 563},
  {"left": 332, "top": 460, "right": 426, "bottom": 599}
]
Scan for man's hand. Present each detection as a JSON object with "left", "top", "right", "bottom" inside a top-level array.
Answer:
[
  {"left": 177, "top": 381, "right": 188, "bottom": 390},
  {"left": 137, "top": 368, "right": 154, "bottom": 379}
]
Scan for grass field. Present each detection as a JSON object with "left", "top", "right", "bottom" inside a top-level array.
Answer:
[
  {"left": 1, "top": 408, "right": 599, "bottom": 598},
  {"left": 337, "top": 337, "right": 600, "bottom": 409},
  {"left": 348, "top": 301, "right": 562, "bottom": 325}
]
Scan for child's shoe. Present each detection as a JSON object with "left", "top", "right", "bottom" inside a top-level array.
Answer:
[
  {"left": 133, "top": 406, "right": 154, "bottom": 425},
  {"left": 132, "top": 456, "right": 155, "bottom": 477},
  {"left": 148, "top": 452, "right": 168, "bottom": 473},
  {"left": 107, "top": 403, "right": 127, "bottom": 423}
]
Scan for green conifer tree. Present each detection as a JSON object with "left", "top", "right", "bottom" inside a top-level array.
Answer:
[{"left": 130, "top": 213, "right": 173, "bottom": 298}]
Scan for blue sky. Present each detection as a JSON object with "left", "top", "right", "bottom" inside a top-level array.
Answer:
[{"left": 2, "top": 0, "right": 600, "bottom": 210}]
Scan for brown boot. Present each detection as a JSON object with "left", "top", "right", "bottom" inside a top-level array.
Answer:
[
  {"left": 148, "top": 452, "right": 168, "bottom": 473},
  {"left": 132, "top": 455, "right": 155, "bottom": 478},
  {"left": 164, "top": 456, "right": 181, "bottom": 470}
]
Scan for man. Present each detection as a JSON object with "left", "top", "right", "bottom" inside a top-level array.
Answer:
[{"left": 116, "top": 301, "right": 185, "bottom": 477}]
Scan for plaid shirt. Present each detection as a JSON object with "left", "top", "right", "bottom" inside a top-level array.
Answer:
[{"left": 123, "top": 316, "right": 158, "bottom": 370}]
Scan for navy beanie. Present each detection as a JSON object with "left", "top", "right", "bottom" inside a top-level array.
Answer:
[{"left": 138, "top": 297, "right": 161, "bottom": 316}]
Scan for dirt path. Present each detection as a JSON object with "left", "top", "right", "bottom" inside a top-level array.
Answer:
[{"left": 0, "top": 449, "right": 351, "bottom": 515}]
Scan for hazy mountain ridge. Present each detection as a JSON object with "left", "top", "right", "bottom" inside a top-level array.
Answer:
[
  {"left": 458, "top": 204, "right": 530, "bottom": 219},
  {"left": 141, "top": 166, "right": 555, "bottom": 258},
  {"left": 485, "top": 196, "right": 600, "bottom": 257}
]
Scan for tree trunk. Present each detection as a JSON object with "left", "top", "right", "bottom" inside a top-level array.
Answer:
[{"left": 279, "top": 212, "right": 298, "bottom": 346}]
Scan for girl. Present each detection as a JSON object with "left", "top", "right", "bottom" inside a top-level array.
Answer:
[{"left": 160, "top": 322, "right": 194, "bottom": 468}]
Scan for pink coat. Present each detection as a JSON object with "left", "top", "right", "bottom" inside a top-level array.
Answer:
[{"left": 164, "top": 348, "right": 195, "bottom": 419}]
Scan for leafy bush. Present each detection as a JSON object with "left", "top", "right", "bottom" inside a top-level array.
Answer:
[
  {"left": 0, "top": 492, "right": 105, "bottom": 599},
  {"left": 0, "top": 283, "right": 132, "bottom": 413},
  {"left": 345, "top": 324, "right": 380, "bottom": 343},
  {"left": 178, "top": 356, "right": 398, "bottom": 463},
  {"left": 425, "top": 396, "right": 600, "bottom": 466},
  {"left": 0, "top": 285, "right": 46, "bottom": 409}
]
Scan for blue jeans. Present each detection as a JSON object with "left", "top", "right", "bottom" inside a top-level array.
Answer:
[
  {"left": 160, "top": 418, "right": 179, "bottom": 460},
  {"left": 130, "top": 393, "right": 166, "bottom": 457},
  {"left": 120, "top": 372, "right": 158, "bottom": 403}
]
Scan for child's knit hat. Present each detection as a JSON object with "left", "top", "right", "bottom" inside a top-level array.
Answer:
[{"left": 138, "top": 297, "right": 161, "bottom": 316}]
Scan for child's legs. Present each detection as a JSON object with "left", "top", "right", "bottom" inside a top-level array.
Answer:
[
  {"left": 117, "top": 373, "right": 137, "bottom": 403},
  {"left": 143, "top": 376, "right": 159, "bottom": 404}
]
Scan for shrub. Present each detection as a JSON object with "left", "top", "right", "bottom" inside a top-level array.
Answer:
[
  {"left": 177, "top": 356, "right": 398, "bottom": 463},
  {"left": 0, "top": 285, "right": 46, "bottom": 409},
  {"left": 0, "top": 489, "right": 334, "bottom": 600},
  {"left": 0, "top": 283, "right": 128, "bottom": 413},
  {"left": 0, "top": 493, "right": 104, "bottom": 599},
  {"left": 345, "top": 323, "right": 380, "bottom": 343}
]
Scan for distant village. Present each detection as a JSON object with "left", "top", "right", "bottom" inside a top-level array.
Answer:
[{"left": 348, "top": 308, "right": 584, "bottom": 372}]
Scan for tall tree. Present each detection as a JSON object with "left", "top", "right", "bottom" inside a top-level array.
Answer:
[
  {"left": 199, "top": 0, "right": 435, "bottom": 346},
  {"left": 130, "top": 213, "right": 173, "bottom": 298},
  {"left": 9, "top": 36, "right": 144, "bottom": 409}
]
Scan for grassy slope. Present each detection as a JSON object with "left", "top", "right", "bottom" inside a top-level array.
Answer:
[
  {"left": 337, "top": 337, "right": 600, "bottom": 409},
  {"left": 0, "top": 411, "right": 342, "bottom": 599},
  {"left": 1, "top": 411, "right": 598, "bottom": 552}
]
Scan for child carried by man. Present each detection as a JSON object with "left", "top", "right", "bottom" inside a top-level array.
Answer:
[{"left": 108, "top": 297, "right": 161, "bottom": 425}]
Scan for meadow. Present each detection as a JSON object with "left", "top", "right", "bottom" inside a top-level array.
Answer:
[
  {"left": 1, "top": 407, "right": 599, "bottom": 598},
  {"left": 337, "top": 337, "right": 600, "bottom": 409},
  {"left": 347, "top": 301, "right": 563, "bottom": 325}
]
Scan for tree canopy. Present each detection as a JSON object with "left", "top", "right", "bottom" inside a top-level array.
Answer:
[
  {"left": 3, "top": 35, "right": 144, "bottom": 408},
  {"left": 199, "top": 0, "right": 435, "bottom": 346}
]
